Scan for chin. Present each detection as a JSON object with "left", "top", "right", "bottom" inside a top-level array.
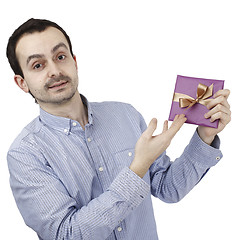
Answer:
[{"left": 37, "top": 88, "right": 77, "bottom": 105}]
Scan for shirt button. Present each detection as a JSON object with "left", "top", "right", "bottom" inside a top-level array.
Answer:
[
  {"left": 64, "top": 129, "right": 68, "bottom": 133},
  {"left": 87, "top": 138, "right": 92, "bottom": 142},
  {"left": 72, "top": 122, "right": 77, "bottom": 126},
  {"left": 128, "top": 152, "right": 132, "bottom": 157},
  {"left": 216, "top": 156, "right": 220, "bottom": 160},
  {"left": 117, "top": 227, "right": 122, "bottom": 232},
  {"left": 99, "top": 167, "right": 104, "bottom": 172}
]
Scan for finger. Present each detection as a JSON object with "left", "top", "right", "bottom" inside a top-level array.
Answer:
[
  {"left": 213, "top": 89, "right": 230, "bottom": 99},
  {"left": 204, "top": 104, "right": 231, "bottom": 119},
  {"left": 173, "top": 114, "right": 179, "bottom": 121},
  {"left": 162, "top": 120, "right": 168, "bottom": 133},
  {"left": 171, "top": 114, "right": 186, "bottom": 126},
  {"left": 209, "top": 111, "right": 231, "bottom": 124},
  {"left": 207, "top": 95, "right": 230, "bottom": 110},
  {"left": 143, "top": 118, "right": 157, "bottom": 138},
  {"left": 168, "top": 114, "right": 187, "bottom": 137}
]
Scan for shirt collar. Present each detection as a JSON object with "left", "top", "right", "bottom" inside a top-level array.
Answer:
[{"left": 39, "top": 94, "right": 93, "bottom": 133}]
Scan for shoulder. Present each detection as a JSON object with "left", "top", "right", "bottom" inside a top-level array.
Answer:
[
  {"left": 89, "top": 100, "right": 145, "bottom": 131},
  {"left": 8, "top": 116, "right": 42, "bottom": 151},
  {"left": 90, "top": 100, "right": 139, "bottom": 116}
]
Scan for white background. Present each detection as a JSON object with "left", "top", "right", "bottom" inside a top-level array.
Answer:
[{"left": 1, "top": 0, "right": 237, "bottom": 239}]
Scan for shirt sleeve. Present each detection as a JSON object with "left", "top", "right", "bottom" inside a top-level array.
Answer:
[
  {"left": 134, "top": 105, "right": 223, "bottom": 203},
  {"left": 149, "top": 130, "right": 223, "bottom": 203},
  {"left": 7, "top": 143, "right": 150, "bottom": 240}
]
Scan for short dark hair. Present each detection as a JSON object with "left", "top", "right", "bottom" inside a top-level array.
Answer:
[{"left": 6, "top": 18, "right": 74, "bottom": 78}]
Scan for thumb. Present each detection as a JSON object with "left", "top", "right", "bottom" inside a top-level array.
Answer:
[{"left": 143, "top": 118, "right": 157, "bottom": 138}]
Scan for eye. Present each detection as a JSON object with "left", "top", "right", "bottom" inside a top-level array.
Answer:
[
  {"left": 58, "top": 55, "right": 66, "bottom": 61},
  {"left": 33, "top": 63, "right": 43, "bottom": 70}
]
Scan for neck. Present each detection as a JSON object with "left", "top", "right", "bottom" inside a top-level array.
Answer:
[{"left": 39, "top": 91, "right": 88, "bottom": 129}]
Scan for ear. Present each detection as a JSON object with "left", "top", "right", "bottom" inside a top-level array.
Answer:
[
  {"left": 14, "top": 75, "right": 29, "bottom": 93},
  {"left": 73, "top": 55, "right": 78, "bottom": 70}
]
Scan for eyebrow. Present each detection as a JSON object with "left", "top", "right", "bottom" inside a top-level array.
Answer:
[
  {"left": 26, "top": 54, "right": 44, "bottom": 65},
  {"left": 51, "top": 42, "right": 68, "bottom": 54},
  {"left": 26, "top": 42, "right": 68, "bottom": 65}
]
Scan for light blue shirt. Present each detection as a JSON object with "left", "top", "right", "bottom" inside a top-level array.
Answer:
[{"left": 7, "top": 95, "right": 222, "bottom": 240}]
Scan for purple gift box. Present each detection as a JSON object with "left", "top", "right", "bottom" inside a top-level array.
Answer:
[{"left": 168, "top": 75, "right": 224, "bottom": 128}]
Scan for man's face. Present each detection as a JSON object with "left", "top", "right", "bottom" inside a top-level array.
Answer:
[{"left": 15, "top": 27, "right": 78, "bottom": 105}]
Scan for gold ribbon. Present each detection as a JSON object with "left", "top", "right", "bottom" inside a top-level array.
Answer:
[{"left": 173, "top": 83, "right": 214, "bottom": 109}]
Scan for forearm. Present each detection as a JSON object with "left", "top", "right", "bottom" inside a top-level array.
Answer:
[
  {"left": 150, "top": 130, "right": 222, "bottom": 203},
  {"left": 129, "top": 158, "right": 151, "bottom": 178},
  {"left": 64, "top": 168, "right": 150, "bottom": 240},
  {"left": 197, "top": 125, "right": 215, "bottom": 145},
  {"left": 8, "top": 149, "right": 149, "bottom": 240}
]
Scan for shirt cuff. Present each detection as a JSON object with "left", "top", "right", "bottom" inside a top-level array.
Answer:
[
  {"left": 108, "top": 167, "right": 150, "bottom": 211},
  {"left": 184, "top": 130, "right": 223, "bottom": 168}
]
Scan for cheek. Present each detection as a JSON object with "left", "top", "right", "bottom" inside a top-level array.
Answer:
[
  {"left": 66, "top": 64, "right": 78, "bottom": 81},
  {"left": 24, "top": 74, "right": 46, "bottom": 91}
]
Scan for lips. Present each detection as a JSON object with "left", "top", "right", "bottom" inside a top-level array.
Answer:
[{"left": 48, "top": 80, "right": 68, "bottom": 89}]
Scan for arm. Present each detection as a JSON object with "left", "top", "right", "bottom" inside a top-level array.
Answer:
[
  {"left": 149, "top": 130, "right": 222, "bottom": 203},
  {"left": 7, "top": 145, "right": 150, "bottom": 240},
  {"left": 129, "top": 114, "right": 222, "bottom": 203},
  {"left": 130, "top": 88, "right": 231, "bottom": 202}
]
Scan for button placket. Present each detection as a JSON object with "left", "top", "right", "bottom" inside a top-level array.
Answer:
[{"left": 84, "top": 128, "right": 111, "bottom": 190}]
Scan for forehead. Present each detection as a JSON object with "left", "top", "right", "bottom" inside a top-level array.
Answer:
[{"left": 16, "top": 27, "right": 70, "bottom": 63}]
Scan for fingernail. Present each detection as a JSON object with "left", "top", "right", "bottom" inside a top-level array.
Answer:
[{"left": 204, "top": 113, "right": 208, "bottom": 118}]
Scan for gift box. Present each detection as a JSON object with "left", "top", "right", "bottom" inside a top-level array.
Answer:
[{"left": 168, "top": 75, "right": 224, "bottom": 128}]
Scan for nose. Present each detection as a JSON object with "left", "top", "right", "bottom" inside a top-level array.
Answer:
[{"left": 47, "top": 61, "right": 61, "bottom": 78}]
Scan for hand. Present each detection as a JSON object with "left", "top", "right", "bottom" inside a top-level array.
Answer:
[
  {"left": 130, "top": 114, "right": 187, "bottom": 178},
  {"left": 198, "top": 89, "right": 231, "bottom": 145}
]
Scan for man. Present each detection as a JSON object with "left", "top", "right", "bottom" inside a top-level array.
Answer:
[{"left": 6, "top": 18, "right": 231, "bottom": 240}]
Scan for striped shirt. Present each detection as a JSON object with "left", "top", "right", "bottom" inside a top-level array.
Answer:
[{"left": 7, "top": 95, "right": 222, "bottom": 240}]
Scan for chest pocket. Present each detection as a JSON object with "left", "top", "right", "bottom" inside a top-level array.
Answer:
[
  {"left": 112, "top": 148, "right": 135, "bottom": 176},
  {"left": 114, "top": 148, "right": 151, "bottom": 185}
]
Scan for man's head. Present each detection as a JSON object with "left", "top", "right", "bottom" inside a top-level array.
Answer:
[{"left": 6, "top": 18, "right": 79, "bottom": 105}]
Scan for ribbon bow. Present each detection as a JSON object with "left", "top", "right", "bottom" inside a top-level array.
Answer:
[{"left": 173, "top": 83, "right": 214, "bottom": 109}]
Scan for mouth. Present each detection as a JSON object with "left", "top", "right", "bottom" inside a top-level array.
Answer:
[{"left": 48, "top": 80, "right": 68, "bottom": 90}]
